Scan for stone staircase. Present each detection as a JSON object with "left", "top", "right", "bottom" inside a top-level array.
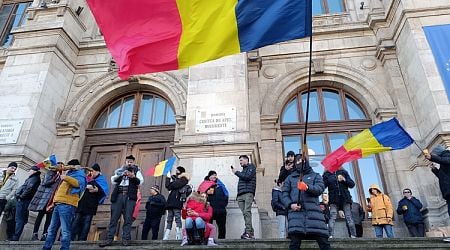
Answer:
[{"left": 1, "top": 238, "right": 449, "bottom": 250}]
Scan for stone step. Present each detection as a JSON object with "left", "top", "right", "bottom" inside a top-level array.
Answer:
[{"left": 1, "top": 238, "right": 450, "bottom": 250}]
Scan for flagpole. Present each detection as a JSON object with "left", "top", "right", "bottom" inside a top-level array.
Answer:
[{"left": 414, "top": 141, "right": 424, "bottom": 153}]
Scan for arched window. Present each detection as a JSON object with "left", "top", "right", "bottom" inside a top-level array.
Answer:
[
  {"left": 94, "top": 93, "right": 175, "bottom": 128},
  {"left": 281, "top": 87, "right": 384, "bottom": 206}
]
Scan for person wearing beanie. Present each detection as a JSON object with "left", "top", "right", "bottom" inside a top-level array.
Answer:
[
  {"left": 11, "top": 166, "right": 41, "bottom": 241},
  {"left": 43, "top": 159, "right": 86, "bottom": 250},
  {"left": 0, "top": 162, "right": 19, "bottom": 218},
  {"left": 100, "top": 155, "right": 143, "bottom": 247},
  {"left": 163, "top": 166, "right": 191, "bottom": 240},
  {"left": 425, "top": 144, "right": 450, "bottom": 242},
  {"left": 29, "top": 162, "right": 63, "bottom": 241},
  {"left": 71, "top": 163, "right": 109, "bottom": 241},
  {"left": 204, "top": 170, "right": 229, "bottom": 239},
  {"left": 278, "top": 151, "right": 297, "bottom": 183},
  {"left": 142, "top": 185, "right": 166, "bottom": 240}
]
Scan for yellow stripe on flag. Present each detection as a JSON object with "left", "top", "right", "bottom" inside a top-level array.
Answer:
[
  {"left": 176, "top": 0, "right": 241, "bottom": 68},
  {"left": 343, "top": 129, "right": 391, "bottom": 157},
  {"left": 154, "top": 159, "right": 168, "bottom": 176}
]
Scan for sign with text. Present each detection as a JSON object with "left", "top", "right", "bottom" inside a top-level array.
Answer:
[
  {"left": 0, "top": 120, "right": 23, "bottom": 144},
  {"left": 195, "top": 108, "right": 236, "bottom": 133}
]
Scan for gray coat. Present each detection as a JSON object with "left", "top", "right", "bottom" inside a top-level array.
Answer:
[
  {"left": 28, "top": 170, "right": 60, "bottom": 212},
  {"left": 0, "top": 171, "right": 18, "bottom": 200},
  {"left": 282, "top": 163, "right": 329, "bottom": 237}
]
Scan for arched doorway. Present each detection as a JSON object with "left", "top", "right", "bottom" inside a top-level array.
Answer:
[
  {"left": 280, "top": 86, "right": 386, "bottom": 209},
  {"left": 81, "top": 91, "right": 176, "bottom": 240}
]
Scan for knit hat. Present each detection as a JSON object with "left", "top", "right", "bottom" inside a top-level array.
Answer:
[
  {"left": 91, "top": 163, "right": 101, "bottom": 172},
  {"left": 207, "top": 170, "right": 217, "bottom": 179},
  {"left": 286, "top": 151, "right": 295, "bottom": 157},
  {"left": 198, "top": 180, "right": 216, "bottom": 193},
  {"left": 8, "top": 162, "right": 18, "bottom": 168},
  {"left": 432, "top": 145, "right": 446, "bottom": 156},
  {"left": 30, "top": 165, "right": 40, "bottom": 171},
  {"left": 177, "top": 166, "right": 186, "bottom": 173},
  {"left": 150, "top": 185, "right": 160, "bottom": 193},
  {"left": 125, "top": 155, "right": 135, "bottom": 161},
  {"left": 67, "top": 159, "right": 80, "bottom": 166}
]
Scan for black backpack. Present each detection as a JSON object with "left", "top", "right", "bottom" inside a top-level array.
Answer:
[{"left": 179, "top": 184, "right": 193, "bottom": 202}]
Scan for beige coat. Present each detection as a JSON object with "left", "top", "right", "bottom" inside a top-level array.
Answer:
[
  {"left": 0, "top": 171, "right": 18, "bottom": 200},
  {"left": 368, "top": 184, "right": 394, "bottom": 225}
]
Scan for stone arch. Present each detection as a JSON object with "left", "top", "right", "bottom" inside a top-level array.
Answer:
[
  {"left": 59, "top": 71, "right": 188, "bottom": 129},
  {"left": 261, "top": 61, "right": 395, "bottom": 118}
]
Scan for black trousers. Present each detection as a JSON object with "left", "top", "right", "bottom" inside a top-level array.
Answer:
[
  {"left": 0, "top": 199, "right": 7, "bottom": 217},
  {"left": 211, "top": 212, "right": 227, "bottom": 239},
  {"left": 106, "top": 193, "right": 136, "bottom": 241},
  {"left": 142, "top": 217, "right": 161, "bottom": 240},
  {"left": 289, "top": 233, "right": 330, "bottom": 250},
  {"left": 33, "top": 210, "right": 53, "bottom": 235},
  {"left": 6, "top": 219, "right": 15, "bottom": 240},
  {"left": 406, "top": 223, "right": 425, "bottom": 237},
  {"left": 347, "top": 223, "right": 363, "bottom": 237}
]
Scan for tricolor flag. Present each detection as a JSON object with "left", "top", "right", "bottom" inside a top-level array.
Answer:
[
  {"left": 86, "top": 0, "right": 312, "bottom": 79},
  {"left": 321, "top": 118, "right": 414, "bottom": 173},
  {"left": 145, "top": 157, "right": 177, "bottom": 177},
  {"left": 36, "top": 155, "right": 57, "bottom": 169}
]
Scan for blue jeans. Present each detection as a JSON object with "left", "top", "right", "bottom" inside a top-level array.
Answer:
[
  {"left": 42, "top": 204, "right": 76, "bottom": 250},
  {"left": 185, "top": 217, "right": 205, "bottom": 229},
  {"left": 71, "top": 213, "right": 93, "bottom": 241},
  {"left": 374, "top": 224, "right": 394, "bottom": 238},
  {"left": 14, "top": 198, "right": 31, "bottom": 240}
]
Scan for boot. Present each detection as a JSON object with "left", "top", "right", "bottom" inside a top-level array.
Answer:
[
  {"left": 186, "top": 228, "right": 195, "bottom": 245},
  {"left": 163, "top": 229, "right": 171, "bottom": 240},
  {"left": 99, "top": 239, "right": 113, "bottom": 247},
  {"left": 207, "top": 238, "right": 218, "bottom": 246},
  {"left": 175, "top": 227, "right": 182, "bottom": 240},
  {"left": 197, "top": 228, "right": 205, "bottom": 245},
  {"left": 31, "top": 233, "right": 39, "bottom": 241},
  {"left": 180, "top": 236, "right": 188, "bottom": 246}
]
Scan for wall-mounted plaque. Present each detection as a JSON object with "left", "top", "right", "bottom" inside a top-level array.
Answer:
[
  {"left": 0, "top": 120, "right": 23, "bottom": 144},
  {"left": 195, "top": 107, "right": 236, "bottom": 133}
]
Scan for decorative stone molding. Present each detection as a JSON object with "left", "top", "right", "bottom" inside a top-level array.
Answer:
[
  {"left": 376, "top": 40, "right": 397, "bottom": 65},
  {"left": 171, "top": 142, "right": 261, "bottom": 166},
  {"left": 312, "top": 58, "right": 324, "bottom": 74},
  {"left": 360, "top": 58, "right": 377, "bottom": 71},
  {"left": 374, "top": 107, "right": 397, "bottom": 120},
  {"left": 56, "top": 122, "right": 80, "bottom": 138},
  {"left": 262, "top": 66, "right": 279, "bottom": 79},
  {"left": 247, "top": 50, "right": 262, "bottom": 73},
  {"left": 260, "top": 114, "right": 279, "bottom": 141}
]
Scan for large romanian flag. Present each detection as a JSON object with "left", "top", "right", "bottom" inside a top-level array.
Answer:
[
  {"left": 86, "top": 0, "right": 312, "bottom": 79},
  {"left": 145, "top": 157, "right": 177, "bottom": 177},
  {"left": 36, "top": 155, "right": 57, "bottom": 169},
  {"left": 321, "top": 118, "right": 414, "bottom": 173}
]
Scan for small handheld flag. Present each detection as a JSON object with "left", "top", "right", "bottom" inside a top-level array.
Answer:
[
  {"left": 36, "top": 155, "right": 57, "bottom": 169},
  {"left": 321, "top": 118, "right": 414, "bottom": 173},
  {"left": 145, "top": 157, "right": 177, "bottom": 177}
]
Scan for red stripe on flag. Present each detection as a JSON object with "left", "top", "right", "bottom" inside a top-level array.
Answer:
[
  {"left": 321, "top": 146, "right": 362, "bottom": 172},
  {"left": 145, "top": 165, "right": 157, "bottom": 177}
]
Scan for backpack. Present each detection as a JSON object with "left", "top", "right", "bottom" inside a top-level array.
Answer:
[{"left": 179, "top": 184, "right": 193, "bottom": 203}]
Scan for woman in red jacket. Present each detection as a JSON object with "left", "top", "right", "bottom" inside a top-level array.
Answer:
[{"left": 181, "top": 180, "right": 217, "bottom": 246}]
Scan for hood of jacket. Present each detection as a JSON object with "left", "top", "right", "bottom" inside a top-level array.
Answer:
[
  {"left": 188, "top": 191, "right": 207, "bottom": 204},
  {"left": 369, "top": 183, "right": 382, "bottom": 195},
  {"left": 178, "top": 172, "right": 191, "bottom": 181}
]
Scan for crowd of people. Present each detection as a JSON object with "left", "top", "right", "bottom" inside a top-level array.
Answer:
[{"left": 0, "top": 144, "right": 448, "bottom": 249}]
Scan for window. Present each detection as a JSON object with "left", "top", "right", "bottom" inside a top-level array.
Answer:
[
  {"left": 0, "top": 1, "right": 31, "bottom": 47},
  {"left": 94, "top": 93, "right": 175, "bottom": 128},
  {"left": 312, "top": 0, "right": 345, "bottom": 15},
  {"left": 281, "top": 87, "right": 383, "bottom": 210}
]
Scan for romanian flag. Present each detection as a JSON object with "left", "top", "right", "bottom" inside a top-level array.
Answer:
[
  {"left": 36, "top": 154, "right": 57, "bottom": 169},
  {"left": 86, "top": 0, "right": 312, "bottom": 79},
  {"left": 145, "top": 157, "right": 177, "bottom": 177},
  {"left": 321, "top": 118, "right": 414, "bottom": 173}
]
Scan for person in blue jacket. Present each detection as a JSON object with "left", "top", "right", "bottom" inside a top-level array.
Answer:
[{"left": 396, "top": 188, "right": 424, "bottom": 237}]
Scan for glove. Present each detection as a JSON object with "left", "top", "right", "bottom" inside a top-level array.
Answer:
[{"left": 297, "top": 181, "right": 308, "bottom": 191}]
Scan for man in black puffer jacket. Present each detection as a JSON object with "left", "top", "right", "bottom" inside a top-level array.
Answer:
[
  {"left": 232, "top": 155, "right": 256, "bottom": 240},
  {"left": 323, "top": 167, "right": 357, "bottom": 238},
  {"left": 271, "top": 179, "right": 287, "bottom": 238},
  {"left": 12, "top": 165, "right": 41, "bottom": 241},
  {"left": 425, "top": 145, "right": 450, "bottom": 216},
  {"left": 282, "top": 158, "right": 329, "bottom": 250}
]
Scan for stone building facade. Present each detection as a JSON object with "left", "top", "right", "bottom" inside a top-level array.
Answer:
[{"left": 0, "top": 0, "right": 449, "bottom": 240}]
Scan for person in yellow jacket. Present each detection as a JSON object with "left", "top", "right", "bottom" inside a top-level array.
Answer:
[{"left": 367, "top": 184, "right": 394, "bottom": 238}]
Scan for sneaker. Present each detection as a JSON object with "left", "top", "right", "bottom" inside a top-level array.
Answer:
[
  {"left": 350, "top": 235, "right": 357, "bottom": 239},
  {"left": 31, "top": 233, "right": 39, "bottom": 241},
  {"left": 241, "top": 233, "right": 254, "bottom": 240},
  {"left": 329, "top": 235, "right": 333, "bottom": 239},
  {"left": 99, "top": 239, "right": 113, "bottom": 247},
  {"left": 180, "top": 237, "right": 188, "bottom": 246},
  {"left": 121, "top": 240, "right": 130, "bottom": 246},
  {"left": 443, "top": 238, "right": 450, "bottom": 242},
  {"left": 40, "top": 233, "right": 47, "bottom": 241},
  {"left": 207, "top": 238, "right": 218, "bottom": 246}
]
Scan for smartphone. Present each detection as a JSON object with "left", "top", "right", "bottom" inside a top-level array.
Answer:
[{"left": 366, "top": 198, "right": 371, "bottom": 204}]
